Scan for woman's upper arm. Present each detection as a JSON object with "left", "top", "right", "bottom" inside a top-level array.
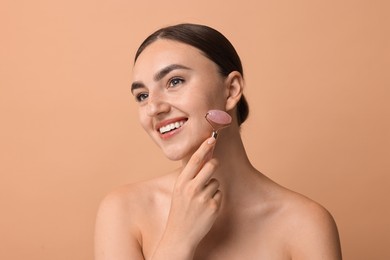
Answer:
[{"left": 94, "top": 191, "right": 145, "bottom": 260}]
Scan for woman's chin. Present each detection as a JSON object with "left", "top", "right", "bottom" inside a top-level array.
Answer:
[
  {"left": 161, "top": 146, "right": 195, "bottom": 162},
  {"left": 157, "top": 134, "right": 208, "bottom": 162},
  {"left": 163, "top": 151, "right": 189, "bottom": 161}
]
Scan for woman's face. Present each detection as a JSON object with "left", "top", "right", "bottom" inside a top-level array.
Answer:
[{"left": 132, "top": 39, "right": 229, "bottom": 161}]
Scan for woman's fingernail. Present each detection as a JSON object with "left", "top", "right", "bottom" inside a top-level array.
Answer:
[{"left": 207, "top": 137, "right": 216, "bottom": 144}]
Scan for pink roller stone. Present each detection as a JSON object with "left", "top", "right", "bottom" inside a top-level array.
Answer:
[
  {"left": 205, "top": 110, "right": 232, "bottom": 138},
  {"left": 206, "top": 110, "right": 232, "bottom": 126}
]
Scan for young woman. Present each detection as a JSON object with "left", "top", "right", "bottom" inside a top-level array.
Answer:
[{"left": 95, "top": 23, "right": 342, "bottom": 260}]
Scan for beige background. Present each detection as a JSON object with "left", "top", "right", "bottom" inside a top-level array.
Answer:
[{"left": 1, "top": 0, "right": 389, "bottom": 259}]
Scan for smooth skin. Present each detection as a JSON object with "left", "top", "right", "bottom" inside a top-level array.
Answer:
[{"left": 94, "top": 39, "right": 342, "bottom": 260}]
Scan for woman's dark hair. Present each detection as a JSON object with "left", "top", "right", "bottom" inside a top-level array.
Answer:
[{"left": 134, "top": 23, "right": 249, "bottom": 126}]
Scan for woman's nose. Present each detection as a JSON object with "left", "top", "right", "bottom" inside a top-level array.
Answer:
[{"left": 146, "top": 94, "right": 171, "bottom": 117}]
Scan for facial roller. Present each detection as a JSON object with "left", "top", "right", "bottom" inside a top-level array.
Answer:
[{"left": 205, "top": 110, "right": 232, "bottom": 139}]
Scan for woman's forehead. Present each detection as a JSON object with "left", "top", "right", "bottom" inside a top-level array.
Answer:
[
  {"left": 135, "top": 40, "right": 202, "bottom": 64},
  {"left": 132, "top": 39, "right": 217, "bottom": 78}
]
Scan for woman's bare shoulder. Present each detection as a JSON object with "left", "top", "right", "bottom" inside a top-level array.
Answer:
[
  {"left": 94, "top": 172, "right": 177, "bottom": 259},
  {"left": 275, "top": 187, "right": 342, "bottom": 259},
  {"left": 98, "top": 172, "right": 177, "bottom": 215}
]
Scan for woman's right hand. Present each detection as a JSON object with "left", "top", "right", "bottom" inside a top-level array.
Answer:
[{"left": 151, "top": 137, "right": 222, "bottom": 259}]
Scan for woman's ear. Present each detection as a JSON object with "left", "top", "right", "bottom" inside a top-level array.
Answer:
[{"left": 225, "top": 71, "right": 244, "bottom": 111}]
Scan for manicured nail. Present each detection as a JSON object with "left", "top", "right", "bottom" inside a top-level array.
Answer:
[{"left": 207, "top": 137, "right": 216, "bottom": 144}]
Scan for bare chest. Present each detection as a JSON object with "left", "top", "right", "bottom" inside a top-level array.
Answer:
[
  {"left": 141, "top": 212, "right": 290, "bottom": 260},
  {"left": 193, "top": 220, "right": 290, "bottom": 260}
]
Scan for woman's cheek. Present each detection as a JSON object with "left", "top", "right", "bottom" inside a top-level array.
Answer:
[{"left": 138, "top": 110, "right": 152, "bottom": 133}]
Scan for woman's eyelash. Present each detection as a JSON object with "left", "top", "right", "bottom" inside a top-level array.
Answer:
[{"left": 168, "top": 77, "right": 185, "bottom": 87}]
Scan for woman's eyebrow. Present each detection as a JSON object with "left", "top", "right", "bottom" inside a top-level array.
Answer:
[
  {"left": 153, "top": 64, "right": 191, "bottom": 81},
  {"left": 130, "top": 82, "right": 144, "bottom": 94}
]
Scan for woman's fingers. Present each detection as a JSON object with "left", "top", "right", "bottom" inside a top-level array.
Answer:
[
  {"left": 180, "top": 137, "right": 216, "bottom": 181},
  {"left": 202, "top": 178, "right": 220, "bottom": 198},
  {"left": 194, "top": 158, "right": 218, "bottom": 187},
  {"left": 202, "top": 179, "right": 223, "bottom": 212}
]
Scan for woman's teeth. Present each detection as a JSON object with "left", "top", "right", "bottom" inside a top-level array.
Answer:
[{"left": 159, "top": 121, "right": 186, "bottom": 134}]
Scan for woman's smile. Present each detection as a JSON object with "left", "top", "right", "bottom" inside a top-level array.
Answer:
[{"left": 156, "top": 117, "right": 188, "bottom": 139}]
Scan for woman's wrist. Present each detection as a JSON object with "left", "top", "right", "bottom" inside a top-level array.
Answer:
[{"left": 150, "top": 234, "right": 197, "bottom": 260}]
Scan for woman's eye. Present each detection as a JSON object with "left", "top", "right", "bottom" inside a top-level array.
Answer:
[
  {"left": 135, "top": 93, "right": 149, "bottom": 102},
  {"left": 168, "top": 78, "right": 184, "bottom": 88}
]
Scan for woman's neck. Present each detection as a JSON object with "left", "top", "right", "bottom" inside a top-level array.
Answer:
[{"left": 210, "top": 127, "right": 261, "bottom": 208}]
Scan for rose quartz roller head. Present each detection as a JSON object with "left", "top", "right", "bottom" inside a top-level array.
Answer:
[{"left": 205, "top": 110, "right": 232, "bottom": 139}]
